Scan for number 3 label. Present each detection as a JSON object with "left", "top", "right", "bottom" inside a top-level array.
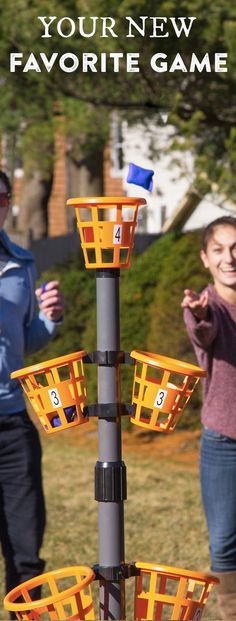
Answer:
[
  {"left": 113, "top": 224, "right": 122, "bottom": 245},
  {"left": 154, "top": 388, "right": 168, "bottom": 409},
  {"left": 48, "top": 388, "right": 62, "bottom": 408}
]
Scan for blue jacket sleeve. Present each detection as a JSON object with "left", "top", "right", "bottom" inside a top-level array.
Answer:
[
  {"left": 23, "top": 262, "right": 62, "bottom": 354},
  {"left": 24, "top": 310, "right": 61, "bottom": 354}
]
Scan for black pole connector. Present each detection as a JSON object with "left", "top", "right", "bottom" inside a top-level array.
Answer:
[
  {"left": 96, "top": 268, "right": 120, "bottom": 279},
  {"left": 83, "top": 351, "right": 135, "bottom": 366},
  {"left": 92, "top": 562, "right": 140, "bottom": 582},
  {"left": 84, "top": 403, "right": 134, "bottom": 419},
  {"left": 95, "top": 461, "right": 127, "bottom": 502}
]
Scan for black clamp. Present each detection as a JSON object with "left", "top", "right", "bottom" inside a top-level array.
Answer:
[
  {"left": 95, "top": 460, "right": 127, "bottom": 502},
  {"left": 92, "top": 562, "right": 140, "bottom": 582},
  {"left": 83, "top": 403, "right": 134, "bottom": 420},
  {"left": 83, "top": 351, "right": 134, "bottom": 366}
]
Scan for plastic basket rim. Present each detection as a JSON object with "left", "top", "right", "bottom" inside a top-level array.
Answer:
[
  {"left": 67, "top": 196, "right": 147, "bottom": 207},
  {"left": 10, "top": 350, "right": 87, "bottom": 380},
  {"left": 130, "top": 350, "right": 207, "bottom": 378},
  {"left": 134, "top": 562, "right": 219, "bottom": 584},
  {"left": 4, "top": 565, "right": 95, "bottom": 612}
]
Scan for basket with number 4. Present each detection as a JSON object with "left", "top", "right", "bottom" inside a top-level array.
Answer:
[
  {"left": 130, "top": 350, "right": 206, "bottom": 433},
  {"left": 67, "top": 196, "right": 146, "bottom": 269},
  {"left": 11, "top": 352, "right": 88, "bottom": 434}
]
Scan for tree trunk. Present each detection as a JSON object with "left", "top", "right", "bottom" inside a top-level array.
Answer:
[
  {"left": 67, "top": 151, "right": 104, "bottom": 230},
  {"left": 162, "top": 187, "right": 201, "bottom": 232},
  {"left": 17, "top": 170, "right": 52, "bottom": 239}
]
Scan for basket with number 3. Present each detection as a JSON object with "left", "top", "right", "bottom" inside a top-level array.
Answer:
[
  {"left": 130, "top": 350, "right": 207, "bottom": 432},
  {"left": 67, "top": 196, "right": 146, "bottom": 269},
  {"left": 11, "top": 351, "right": 88, "bottom": 434}
]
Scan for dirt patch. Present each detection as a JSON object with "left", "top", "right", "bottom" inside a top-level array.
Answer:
[
  {"left": 41, "top": 415, "right": 200, "bottom": 471},
  {"left": 122, "top": 427, "right": 200, "bottom": 468}
]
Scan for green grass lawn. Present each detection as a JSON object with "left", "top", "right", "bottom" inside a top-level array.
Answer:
[{"left": 0, "top": 422, "right": 219, "bottom": 620}]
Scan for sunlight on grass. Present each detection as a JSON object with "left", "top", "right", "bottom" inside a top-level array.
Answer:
[{"left": 0, "top": 427, "right": 218, "bottom": 620}]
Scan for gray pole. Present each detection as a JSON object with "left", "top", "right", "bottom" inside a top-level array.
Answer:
[{"left": 95, "top": 268, "right": 126, "bottom": 620}]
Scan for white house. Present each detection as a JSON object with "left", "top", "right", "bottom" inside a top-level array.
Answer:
[{"left": 108, "top": 113, "right": 234, "bottom": 233}]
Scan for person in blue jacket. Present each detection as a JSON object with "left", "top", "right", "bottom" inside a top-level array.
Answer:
[{"left": 0, "top": 170, "right": 64, "bottom": 602}]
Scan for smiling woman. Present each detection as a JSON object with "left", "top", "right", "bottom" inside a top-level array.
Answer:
[
  {"left": 200, "top": 221, "right": 236, "bottom": 292},
  {"left": 181, "top": 215, "right": 236, "bottom": 621}
]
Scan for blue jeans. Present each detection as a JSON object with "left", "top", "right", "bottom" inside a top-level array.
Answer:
[{"left": 200, "top": 427, "right": 236, "bottom": 572}]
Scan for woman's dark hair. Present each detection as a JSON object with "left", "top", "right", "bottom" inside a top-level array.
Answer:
[
  {"left": 0, "top": 170, "right": 11, "bottom": 196},
  {"left": 202, "top": 216, "right": 236, "bottom": 251}
]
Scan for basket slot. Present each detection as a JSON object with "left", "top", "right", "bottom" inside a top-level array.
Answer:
[
  {"left": 21, "top": 587, "right": 34, "bottom": 603},
  {"left": 34, "top": 372, "right": 49, "bottom": 387},
  {"left": 20, "top": 378, "right": 31, "bottom": 393},
  {"left": 85, "top": 249, "right": 97, "bottom": 264},
  {"left": 101, "top": 249, "right": 115, "bottom": 264},
  {"left": 167, "top": 372, "right": 183, "bottom": 388},
  {"left": 56, "top": 365, "right": 70, "bottom": 381},
  {"left": 76, "top": 207, "right": 93, "bottom": 222},
  {"left": 119, "top": 247, "right": 130, "bottom": 264}
]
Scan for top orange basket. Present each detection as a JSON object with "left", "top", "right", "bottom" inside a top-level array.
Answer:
[{"left": 67, "top": 196, "right": 146, "bottom": 269}]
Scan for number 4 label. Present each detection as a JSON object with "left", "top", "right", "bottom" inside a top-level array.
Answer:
[
  {"left": 154, "top": 388, "right": 168, "bottom": 409},
  {"left": 48, "top": 388, "right": 62, "bottom": 408},
  {"left": 113, "top": 224, "right": 122, "bottom": 245}
]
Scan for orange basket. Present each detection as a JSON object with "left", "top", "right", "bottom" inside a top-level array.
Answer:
[
  {"left": 4, "top": 565, "right": 95, "bottom": 621},
  {"left": 11, "top": 351, "right": 88, "bottom": 434},
  {"left": 130, "top": 351, "right": 206, "bottom": 432},
  {"left": 67, "top": 196, "right": 146, "bottom": 269},
  {"left": 134, "top": 562, "right": 218, "bottom": 620}
]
